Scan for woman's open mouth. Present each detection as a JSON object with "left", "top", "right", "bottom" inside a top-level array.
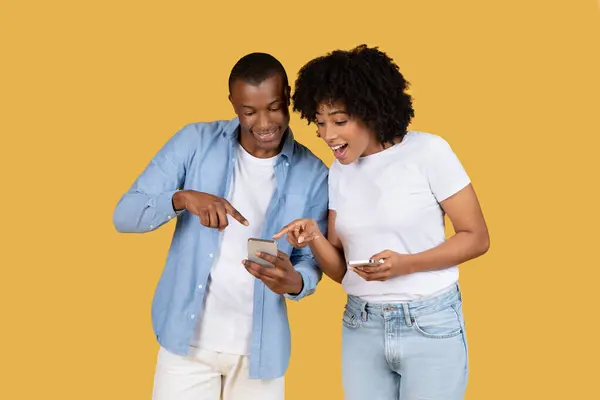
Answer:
[{"left": 331, "top": 143, "right": 349, "bottom": 159}]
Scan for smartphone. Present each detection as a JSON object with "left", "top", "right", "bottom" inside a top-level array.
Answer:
[
  {"left": 347, "top": 259, "right": 384, "bottom": 268},
  {"left": 248, "top": 238, "right": 278, "bottom": 268}
]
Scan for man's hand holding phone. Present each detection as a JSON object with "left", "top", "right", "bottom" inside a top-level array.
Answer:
[{"left": 243, "top": 249, "right": 303, "bottom": 295}]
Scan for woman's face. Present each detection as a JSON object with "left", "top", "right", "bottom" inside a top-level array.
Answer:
[{"left": 315, "top": 101, "right": 382, "bottom": 164}]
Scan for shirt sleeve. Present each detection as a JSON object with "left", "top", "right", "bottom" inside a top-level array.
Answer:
[
  {"left": 112, "top": 124, "right": 199, "bottom": 233},
  {"left": 285, "top": 163, "right": 329, "bottom": 301},
  {"left": 425, "top": 135, "right": 471, "bottom": 202},
  {"left": 328, "top": 161, "right": 339, "bottom": 211}
]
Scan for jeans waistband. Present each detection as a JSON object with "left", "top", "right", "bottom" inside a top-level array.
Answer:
[{"left": 346, "top": 282, "right": 462, "bottom": 320}]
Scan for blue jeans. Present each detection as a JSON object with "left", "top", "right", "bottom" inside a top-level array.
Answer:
[{"left": 341, "top": 283, "right": 468, "bottom": 400}]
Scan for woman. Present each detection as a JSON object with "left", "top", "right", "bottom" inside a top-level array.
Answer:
[{"left": 273, "top": 45, "right": 490, "bottom": 400}]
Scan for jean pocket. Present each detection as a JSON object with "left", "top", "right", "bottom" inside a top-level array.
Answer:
[
  {"left": 342, "top": 305, "right": 361, "bottom": 329},
  {"left": 412, "top": 304, "right": 463, "bottom": 339}
]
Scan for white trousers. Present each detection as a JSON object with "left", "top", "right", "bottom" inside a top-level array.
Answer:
[{"left": 152, "top": 346, "right": 285, "bottom": 400}]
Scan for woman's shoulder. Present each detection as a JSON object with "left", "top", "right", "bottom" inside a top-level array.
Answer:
[
  {"left": 405, "top": 130, "right": 450, "bottom": 147},
  {"left": 328, "top": 159, "right": 342, "bottom": 179},
  {"left": 403, "top": 131, "right": 458, "bottom": 161}
]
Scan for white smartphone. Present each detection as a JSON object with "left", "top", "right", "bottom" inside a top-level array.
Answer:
[
  {"left": 347, "top": 259, "right": 384, "bottom": 268},
  {"left": 247, "top": 238, "right": 278, "bottom": 268}
]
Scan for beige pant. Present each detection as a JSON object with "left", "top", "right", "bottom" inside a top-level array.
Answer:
[{"left": 152, "top": 346, "right": 284, "bottom": 400}]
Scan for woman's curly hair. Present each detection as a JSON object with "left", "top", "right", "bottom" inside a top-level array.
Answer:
[{"left": 292, "top": 44, "right": 415, "bottom": 143}]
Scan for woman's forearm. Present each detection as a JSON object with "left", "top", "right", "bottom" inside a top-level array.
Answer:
[
  {"left": 409, "top": 231, "right": 490, "bottom": 273},
  {"left": 309, "top": 236, "right": 347, "bottom": 283}
]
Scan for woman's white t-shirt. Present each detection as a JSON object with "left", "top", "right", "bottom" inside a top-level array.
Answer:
[{"left": 329, "top": 131, "right": 471, "bottom": 302}]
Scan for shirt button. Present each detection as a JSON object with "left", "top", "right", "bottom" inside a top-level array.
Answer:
[
  {"left": 209, "top": 253, "right": 213, "bottom": 258},
  {"left": 149, "top": 225, "right": 154, "bottom": 229},
  {"left": 198, "top": 284, "right": 203, "bottom": 289},
  {"left": 285, "top": 162, "right": 289, "bottom": 167},
  {"left": 190, "top": 314, "right": 195, "bottom": 320}
]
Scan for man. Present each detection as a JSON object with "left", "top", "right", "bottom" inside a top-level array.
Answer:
[{"left": 113, "top": 52, "right": 329, "bottom": 400}]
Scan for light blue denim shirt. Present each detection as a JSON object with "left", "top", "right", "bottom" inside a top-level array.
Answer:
[{"left": 113, "top": 117, "right": 329, "bottom": 379}]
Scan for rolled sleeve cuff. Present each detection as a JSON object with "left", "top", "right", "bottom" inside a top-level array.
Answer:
[
  {"left": 284, "top": 265, "right": 316, "bottom": 301},
  {"left": 157, "top": 190, "right": 183, "bottom": 220}
]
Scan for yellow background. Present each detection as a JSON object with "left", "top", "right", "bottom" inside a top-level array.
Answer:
[{"left": 1, "top": 1, "right": 599, "bottom": 399}]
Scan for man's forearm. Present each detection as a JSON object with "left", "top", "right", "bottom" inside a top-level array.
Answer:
[{"left": 113, "top": 190, "right": 179, "bottom": 233}]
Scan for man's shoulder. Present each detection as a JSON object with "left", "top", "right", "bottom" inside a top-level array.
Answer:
[
  {"left": 291, "top": 140, "right": 329, "bottom": 174},
  {"left": 289, "top": 141, "right": 329, "bottom": 202},
  {"left": 178, "top": 117, "right": 237, "bottom": 139}
]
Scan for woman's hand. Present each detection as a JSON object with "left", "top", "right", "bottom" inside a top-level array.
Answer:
[
  {"left": 352, "top": 250, "right": 415, "bottom": 281},
  {"left": 273, "top": 218, "right": 322, "bottom": 249}
]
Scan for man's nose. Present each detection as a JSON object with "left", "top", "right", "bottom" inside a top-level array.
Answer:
[{"left": 256, "top": 112, "right": 271, "bottom": 132}]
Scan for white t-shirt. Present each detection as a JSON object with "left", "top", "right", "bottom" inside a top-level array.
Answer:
[
  {"left": 191, "top": 144, "right": 277, "bottom": 355},
  {"left": 329, "top": 131, "right": 471, "bottom": 302}
]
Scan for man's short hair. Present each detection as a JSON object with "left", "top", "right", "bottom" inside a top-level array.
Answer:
[{"left": 228, "top": 52, "right": 289, "bottom": 93}]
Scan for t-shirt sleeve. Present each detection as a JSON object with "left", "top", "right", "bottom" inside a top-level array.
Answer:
[
  {"left": 328, "top": 161, "right": 339, "bottom": 211},
  {"left": 425, "top": 136, "right": 471, "bottom": 202}
]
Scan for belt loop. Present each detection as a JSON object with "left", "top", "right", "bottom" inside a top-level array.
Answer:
[
  {"left": 361, "top": 301, "right": 368, "bottom": 322},
  {"left": 402, "top": 303, "right": 412, "bottom": 326}
]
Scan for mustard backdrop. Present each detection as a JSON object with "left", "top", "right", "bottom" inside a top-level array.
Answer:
[{"left": 1, "top": 1, "right": 599, "bottom": 399}]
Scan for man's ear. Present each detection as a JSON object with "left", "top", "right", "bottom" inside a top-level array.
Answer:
[
  {"left": 228, "top": 94, "right": 236, "bottom": 112},
  {"left": 285, "top": 85, "right": 291, "bottom": 106}
]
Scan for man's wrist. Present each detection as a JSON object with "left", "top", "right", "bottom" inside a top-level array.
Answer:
[
  {"left": 287, "top": 271, "right": 304, "bottom": 296},
  {"left": 172, "top": 190, "right": 188, "bottom": 211}
]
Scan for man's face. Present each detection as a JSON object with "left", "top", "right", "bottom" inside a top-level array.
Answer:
[{"left": 229, "top": 74, "right": 290, "bottom": 158}]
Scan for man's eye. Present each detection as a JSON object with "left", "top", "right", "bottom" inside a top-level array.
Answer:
[{"left": 335, "top": 121, "right": 348, "bottom": 126}]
